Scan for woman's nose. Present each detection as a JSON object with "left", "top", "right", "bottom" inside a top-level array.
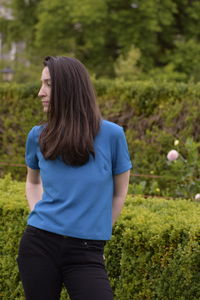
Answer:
[{"left": 38, "top": 86, "right": 45, "bottom": 97}]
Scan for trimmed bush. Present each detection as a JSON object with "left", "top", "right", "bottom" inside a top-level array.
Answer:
[
  {"left": 0, "top": 175, "right": 200, "bottom": 299},
  {"left": 0, "top": 83, "right": 43, "bottom": 180},
  {"left": 0, "top": 80, "right": 200, "bottom": 198},
  {"left": 110, "top": 197, "right": 200, "bottom": 299}
]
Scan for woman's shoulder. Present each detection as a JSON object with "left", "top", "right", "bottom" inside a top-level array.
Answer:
[
  {"left": 100, "top": 119, "right": 124, "bottom": 137},
  {"left": 27, "top": 124, "right": 45, "bottom": 140},
  {"left": 101, "top": 119, "right": 123, "bottom": 132}
]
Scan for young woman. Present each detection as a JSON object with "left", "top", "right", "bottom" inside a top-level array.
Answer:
[{"left": 17, "top": 56, "right": 132, "bottom": 300}]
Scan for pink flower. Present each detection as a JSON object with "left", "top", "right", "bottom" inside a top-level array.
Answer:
[
  {"left": 195, "top": 194, "right": 200, "bottom": 201},
  {"left": 167, "top": 150, "right": 179, "bottom": 161}
]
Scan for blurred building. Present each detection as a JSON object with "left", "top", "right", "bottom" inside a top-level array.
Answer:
[{"left": 0, "top": 1, "right": 25, "bottom": 62}]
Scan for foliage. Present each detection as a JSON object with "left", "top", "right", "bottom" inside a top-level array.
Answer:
[
  {"left": 34, "top": 0, "right": 75, "bottom": 58},
  {"left": 112, "top": 194, "right": 200, "bottom": 299},
  {"left": 0, "top": 175, "right": 200, "bottom": 299},
  {"left": 114, "top": 45, "right": 142, "bottom": 80},
  {"left": 129, "top": 135, "right": 200, "bottom": 199},
  {"left": 2, "top": 0, "right": 200, "bottom": 79},
  {"left": 0, "top": 80, "right": 200, "bottom": 198},
  {"left": 0, "top": 82, "right": 43, "bottom": 180},
  {"left": 167, "top": 39, "right": 200, "bottom": 82},
  {"left": 160, "top": 138, "right": 200, "bottom": 198},
  {"left": 6, "top": 0, "right": 41, "bottom": 47}
]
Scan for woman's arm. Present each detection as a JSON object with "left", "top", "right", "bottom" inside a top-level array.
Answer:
[
  {"left": 112, "top": 170, "right": 130, "bottom": 226},
  {"left": 26, "top": 167, "right": 43, "bottom": 211}
]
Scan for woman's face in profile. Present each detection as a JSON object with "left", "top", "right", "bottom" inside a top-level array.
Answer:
[{"left": 38, "top": 66, "right": 51, "bottom": 112}]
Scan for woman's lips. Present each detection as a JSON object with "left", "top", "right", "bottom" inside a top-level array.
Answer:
[{"left": 42, "top": 101, "right": 49, "bottom": 105}]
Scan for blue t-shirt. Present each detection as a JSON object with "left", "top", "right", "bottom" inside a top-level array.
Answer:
[{"left": 25, "top": 119, "right": 132, "bottom": 240}]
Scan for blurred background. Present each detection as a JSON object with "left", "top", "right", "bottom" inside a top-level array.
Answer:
[
  {"left": 1, "top": 0, "right": 200, "bottom": 83},
  {"left": 0, "top": 0, "right": 200, "bottom": 200}
]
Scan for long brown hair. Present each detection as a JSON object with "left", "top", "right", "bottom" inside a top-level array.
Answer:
[{"left": 39, "top": 56, "right": 102, "bottom": 166}]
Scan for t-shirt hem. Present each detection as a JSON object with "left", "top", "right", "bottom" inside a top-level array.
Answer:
[
  {"left": 26, "top": 160, "right": 40, "bottom": 170},
  {"left": 113, "top": 163, "right": 132, "bottom": 175},
  {"left": 27, "top": 221, "right": 111, "bottom": 241}
]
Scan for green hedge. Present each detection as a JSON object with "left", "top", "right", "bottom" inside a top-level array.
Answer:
[
  {"left": 0, "top": 80, "right": 200, "bottom": 197},
  {"left": 0, "top": 83, "right": 43, "bottom": 180},
  {"left": 0, "top": 175, "right": 200, "bottom": 299}
]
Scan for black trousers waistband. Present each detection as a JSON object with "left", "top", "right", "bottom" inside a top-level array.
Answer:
[{"left": 26, "top": 225, "right": 106, "bottom": 244}]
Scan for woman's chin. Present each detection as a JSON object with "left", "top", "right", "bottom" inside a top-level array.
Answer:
[{"left": 43, "top": 106, "right": 49, "bottom": 113}]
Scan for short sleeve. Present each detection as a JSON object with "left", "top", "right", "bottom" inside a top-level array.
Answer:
[
  {"left": 25, "top": 126, "right": 40, "bottom": 169},
  {"left": 112, "top": 127, "right": 132, "bottom": 175}
]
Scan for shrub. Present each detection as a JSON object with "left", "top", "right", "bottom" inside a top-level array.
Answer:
[
  {"left": 111, "top": 196, "right": 200, "bottom": 299},
  {"left": 0, "top": 175, "right": 200, "bottom": 299},
  {"left": 0, "top": 80, "right": 200, "bottom": 198},
  {"left": 0, "top": 83, "right": 43, "bottom": 180}
]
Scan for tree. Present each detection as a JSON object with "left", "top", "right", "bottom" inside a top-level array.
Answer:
[
  {"left": 7, "top": 0, "right": 41, "bottom": 45},
  {"left": 114, "top": 45, "right": 141, "bottom": 80},
  {"left": 3, "top": 0, "right": 200, "bottom": 79}
]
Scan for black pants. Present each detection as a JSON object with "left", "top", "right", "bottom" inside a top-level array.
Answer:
[{"left": 17, "top": 225, "right": 113, "bottom": 300}]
